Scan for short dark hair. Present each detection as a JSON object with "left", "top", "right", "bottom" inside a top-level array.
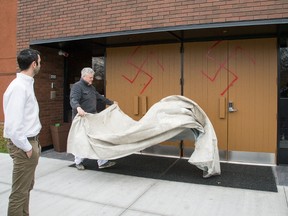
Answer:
[{"left": 17, "top": 48, "right": 40, "bottom": 71}]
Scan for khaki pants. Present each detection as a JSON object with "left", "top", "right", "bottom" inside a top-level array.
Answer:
[{"left": 7, "top": 139, "right": 41, "bottom": 216}]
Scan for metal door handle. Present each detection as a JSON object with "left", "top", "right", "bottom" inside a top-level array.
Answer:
[{"left": 228, "top": 101, "right": 238, "bottom": 112}]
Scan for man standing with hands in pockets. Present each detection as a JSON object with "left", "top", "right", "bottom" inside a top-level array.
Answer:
[{"left": 3, "top": 48, "right": 42, "bottom": 216}]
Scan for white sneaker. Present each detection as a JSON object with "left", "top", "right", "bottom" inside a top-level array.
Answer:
[
  {"left": 76, "top": 162, "right": 85, "bottom": 170},
  {"left": 99, "top": 161, "right": 116, "bottom": 169}
]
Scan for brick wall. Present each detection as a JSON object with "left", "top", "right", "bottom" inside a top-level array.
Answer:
[
  {"left": 29, "top": 46, "right": 92, "bottom": 147},
  {"left": 0, "top": 0, "right": 17, "bottom": 121},
  {"left": 31, "top": 46, "right": 65, "bottom": 146},
  {"left": 17, "top": 0, "right": 288, "bottom": 49}
]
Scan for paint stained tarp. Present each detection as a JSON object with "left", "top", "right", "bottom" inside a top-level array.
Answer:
[{"left": 67, "top": 95, "right": 221, "bottom": 178}]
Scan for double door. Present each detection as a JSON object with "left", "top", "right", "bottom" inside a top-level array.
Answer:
[{"left": 106, "top": 38, "right": 277, "bottom": 163}]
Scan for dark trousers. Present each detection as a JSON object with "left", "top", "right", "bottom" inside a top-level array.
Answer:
[{"left": 7, "top": 139, "right": 41, "bottom": 216}]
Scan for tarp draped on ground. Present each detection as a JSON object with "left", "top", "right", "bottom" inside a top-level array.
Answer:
[{"left": 67, "top": 95, "right": 221, "bottom": 178}]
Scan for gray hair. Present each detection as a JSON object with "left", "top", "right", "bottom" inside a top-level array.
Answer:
[{"left": 81, "top": 67, "right": 95, "bottom": 78}]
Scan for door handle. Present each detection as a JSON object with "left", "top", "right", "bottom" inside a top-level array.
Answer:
[
  {"left": 142, "top": 96, "right": 147, "bottom": 115},
  {"left": 228, "top": 101, "right": 238, "bottom": 112},
  {"left": 133, "top": 96, "right": 139, "bottom": 115},
  {"left": 219, "top": 97, "right": 226, "bottom": 119}
]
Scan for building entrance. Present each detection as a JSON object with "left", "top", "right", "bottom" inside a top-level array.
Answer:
[{"left": 105, "top": 38, "right": 277, "bottom": 164}]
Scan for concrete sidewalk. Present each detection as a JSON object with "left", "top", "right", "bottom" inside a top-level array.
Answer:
[{"left": 0, "top": 152, "right": 288, "bottom": 216}]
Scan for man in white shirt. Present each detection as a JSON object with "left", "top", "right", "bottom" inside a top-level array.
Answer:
[{"left": 3, "top": 48, "right": 42, "bottom": 216}]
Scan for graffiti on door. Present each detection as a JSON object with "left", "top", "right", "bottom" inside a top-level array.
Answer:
[
  {"left": 121, "top": 42, "right": 255, "bottom": 96},
  {"left": 202, "top": 41, "right": 256, "bottom": 96},
  {"left": 122, "top": 46, "right": 164, "bottom": 94}
]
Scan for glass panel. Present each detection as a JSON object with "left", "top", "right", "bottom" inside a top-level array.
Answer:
[
  {"left": 92, "top": 57, "right": 106, "bottom": 112},
  {"left": 280, "top": 47, "right": 288, "bottom": 98},
  {"left": 279, "top": 40, "right": 288, "bottom": 151}
]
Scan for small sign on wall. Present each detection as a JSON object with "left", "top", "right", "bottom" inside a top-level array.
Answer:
[
  {"left": 50, "top": 91, "right": 56, "bottom": 99},
  {"left": 50, "top": 74, "right": 56, "bottom": 80}
]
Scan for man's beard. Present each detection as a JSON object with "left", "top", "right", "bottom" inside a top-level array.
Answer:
[{"left": 33, "top": 66, "right": 40, "bottom": 75}]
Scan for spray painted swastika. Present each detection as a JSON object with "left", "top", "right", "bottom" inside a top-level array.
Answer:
[
  {"left": 122, "top": 46, "right": 164, "bottom": 94},
  {"left": 202, "top": 41, "right": 255, "bottom": 96}
]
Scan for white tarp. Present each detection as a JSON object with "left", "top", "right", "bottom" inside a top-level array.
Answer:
[{"left": 67, "top": 95, "right": 221, "bottom": 178}]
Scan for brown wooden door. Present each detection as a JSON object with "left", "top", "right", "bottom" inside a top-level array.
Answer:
[
  {"left": 183, "top": 41, "right": 229, "bottom": 154},
  {"left": 227, "top": 39, "right": 277, "bottom": 155},
  {"left": 106, "top": 44, "right": 181, "bottom": 154},
  {"left": 184, "top": 38, "right": 277, "bottom": 162}
]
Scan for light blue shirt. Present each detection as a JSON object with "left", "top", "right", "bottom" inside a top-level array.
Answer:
[{"left": 3, "top": 73, "right": 41, "bottom": 151}]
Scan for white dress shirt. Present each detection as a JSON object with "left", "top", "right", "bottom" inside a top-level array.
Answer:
[{"left": 3, "top": 73, "right": 42, "bottom": 152}]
